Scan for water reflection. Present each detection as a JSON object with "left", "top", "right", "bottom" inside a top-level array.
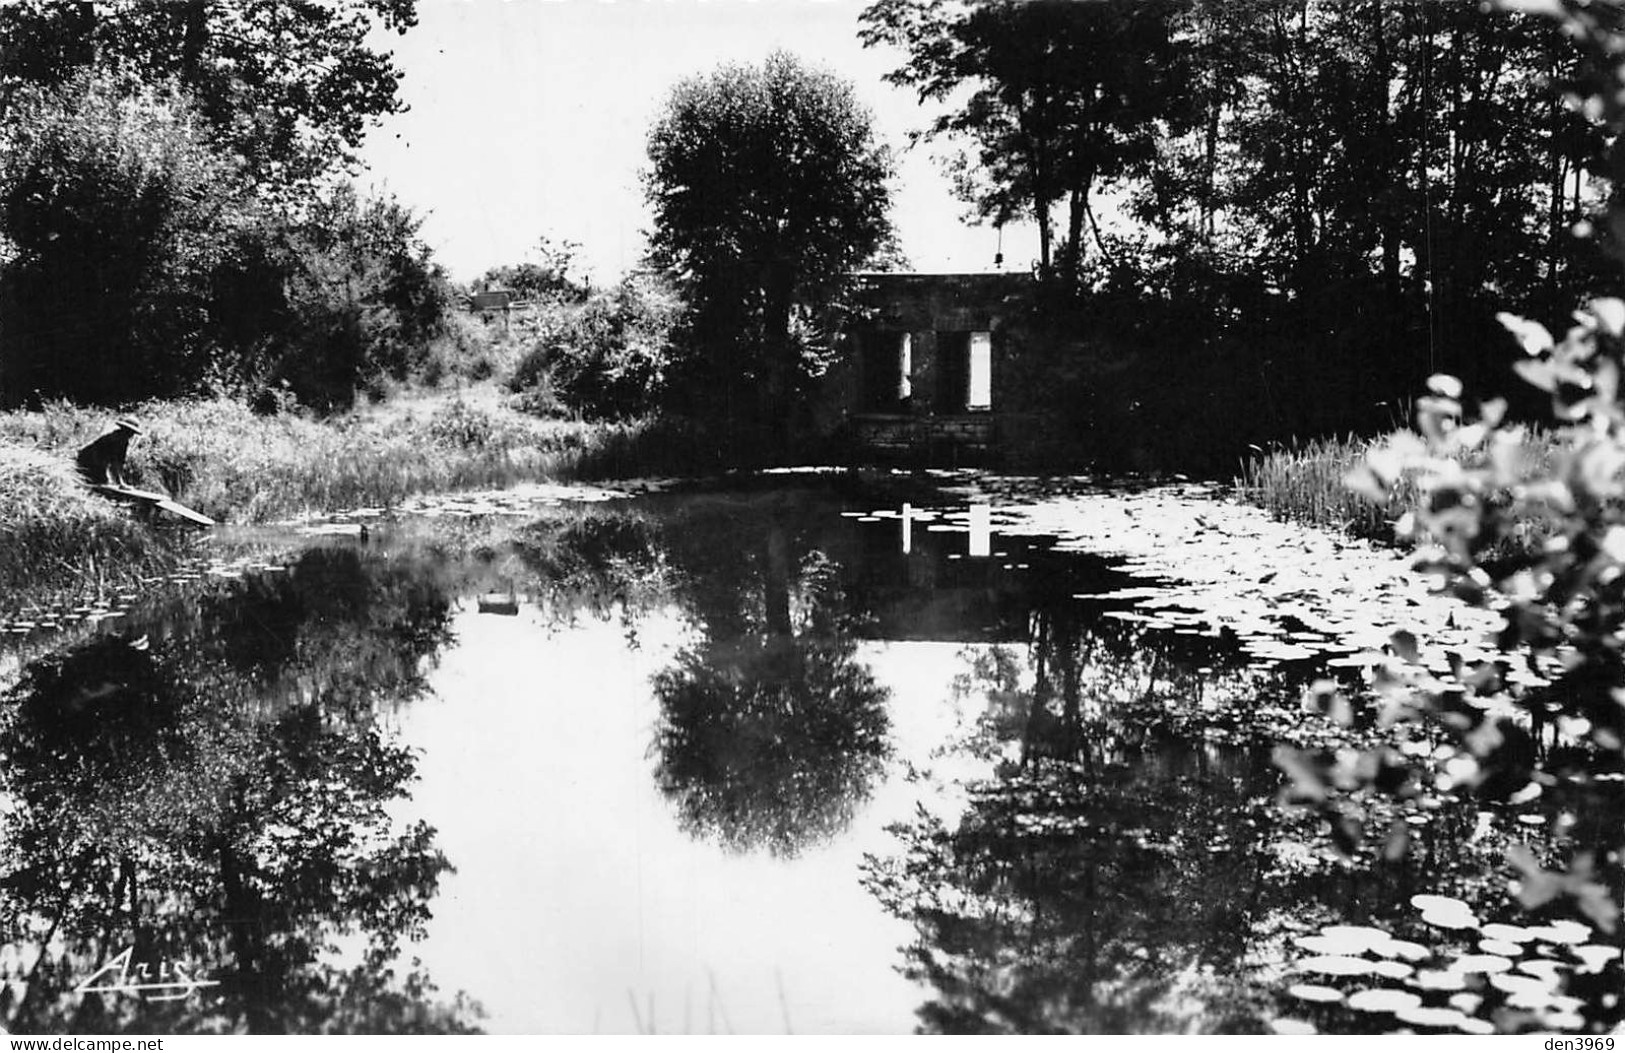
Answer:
[
  {"left": 2, "top": 480, "right": 1616, "bottom": 1034},
  {"left": 652, "top": 552, "right": 890, "bottom": 858},
  {"left": 0, "top": 547, "right": 477, "bottom": 1033}
]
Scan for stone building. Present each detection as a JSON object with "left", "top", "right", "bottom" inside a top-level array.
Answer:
[{"left": 820, "top": 272, "right": 1039, "bottom": 464}]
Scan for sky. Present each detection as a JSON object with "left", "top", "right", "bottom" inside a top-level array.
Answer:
[{"left": 355, "top": 0, "right": 1039, "bottom": 285}]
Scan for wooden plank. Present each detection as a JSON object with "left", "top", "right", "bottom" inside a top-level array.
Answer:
[{"left": 90, "top": 485, "right": 215, "bottom": 526}]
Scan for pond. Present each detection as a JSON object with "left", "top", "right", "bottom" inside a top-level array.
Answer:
[{"left": 0, "top": 474, "right": 1619, "bottom": 1034}]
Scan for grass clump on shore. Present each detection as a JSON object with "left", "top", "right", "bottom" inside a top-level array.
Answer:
[
  {"left": 1235, "top": 435, "right": 1415, "bottom": 542},
  {"left": 1236, "top": 429, "right": 1564, "bottom": 550}
]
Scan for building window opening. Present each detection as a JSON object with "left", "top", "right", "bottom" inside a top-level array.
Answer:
[
  {"left": 863, "top": 330, "right": 911, "bottom": 412},
  {"left": 968, "top": 331, "right": 992, "bottom": 410},
  {"left": 936, "top": 331, "right": 993, "bottom": 412},
  {"left": 899, "top": 333, "right": 913, "bottom": 403}
]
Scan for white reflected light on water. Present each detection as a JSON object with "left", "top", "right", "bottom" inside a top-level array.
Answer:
[{"left": 395, "top": 600, "right": 991, "bottom": 1034}]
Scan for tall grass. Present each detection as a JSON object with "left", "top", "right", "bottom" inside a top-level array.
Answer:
[
  {"left": 1236, "top": 429, "right": 1565, "bottom": 548},
  {"left": 1235, "top": 434, "right": 1413, "bottom": 542},
  {"left": 0, "top": 396, "right": 695, "bottom": 525}
]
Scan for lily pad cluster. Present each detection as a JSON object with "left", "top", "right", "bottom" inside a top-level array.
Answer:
[
  {"left": 1271, "top": 895, "right": 1622, "bottom": 1034},
  {"left": 948, "top": 478, "right": 1504, "bottom": 673}
]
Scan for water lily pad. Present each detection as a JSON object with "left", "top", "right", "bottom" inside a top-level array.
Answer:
[
  {"left": 1269, "top": 1018, "right": 1318, "bottom": 1035},
  {"left": 1395, "top": 1006, "right": 1472, "bottom": 1030},
  {"left": 1478, "top": 938, "right": 1522, "bottom": 956},
  {"left": 1411, "top": 894, "right": 1471, "bottom": 913},
  {"left": 1453, "top": 954, "right": 1512, "bottom": 974},
  {"left": 1412, "top": 969, "right": 1468, "bottom": 991},
  {"left": 1491, "top": 972, "right": 1554, "bottom": 997},
  {"left": 1293, "top": 935, "right": 1350, "bottom": 955},
  {"left": 1321, "top": 925, "right": 1395, "bottom": 952},
  {"left": 1297, "top": 955, "right": 1378, "bottom": 976},
  {"left": 1377, "top": 939, "right": 1431, "bottom": 962},
  {"left": 1528, "top": 920, "right": 1591, "bottom": 945},
  {"left": 1540, "top": 1011, "right": 1585, "bottom": 1031},
  {"left": 1287, "top": 983, "right": 1345, "bottom": 1004},
  {"left": 1448, "top": 993, "right": 1483, "bottom": 1014},
  {"left": 1514, "top": 959, "right": 1567, "bottom": 984},
  {"left": 1420, "top": 907, "right": 1480, "bottom": 930},
  {"left": 1347, "top": 988, "right": 1422, "bottom": 1013},
  {"left": 1480, "top": 923, "right": 1535, "bottom": 943},
  {"left": 1369, "top": 959, "right": 1414, "bottom": 980}
]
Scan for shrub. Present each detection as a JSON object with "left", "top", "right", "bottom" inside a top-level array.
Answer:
[{"left": 507, "top": 276, "right": 676, "bottom": 420}]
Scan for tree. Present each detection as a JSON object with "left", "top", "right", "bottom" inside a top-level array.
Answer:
[
  {"left": 0, "top": 72, "right": 252, "bottom": 406},
  {"left": 271, "top": 185, "right": 455, "bottom": 410},
  {"left": 644, "top": 50, "right": 894, "bottom": 450},
  {"left": 0, "top": 0, "right": 417, "bottom": 196},
  {"left": 0, "top": 546, "right": 476, "bottom": 1034},
  {"left": 859, "top": 0, "right": 1190, "bottom": 289}
]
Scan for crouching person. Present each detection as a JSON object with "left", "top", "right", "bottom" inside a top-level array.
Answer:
[{"left": 77, "top": 416, "right": 142, "bottom": 489}]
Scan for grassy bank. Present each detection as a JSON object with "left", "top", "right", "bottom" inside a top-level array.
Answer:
[
  {"left": 0, "top": 388, "right": 709, "bottom": 613},
  {"left": 0, "top": 391, "right": 698, "bottom": 524},
  {"left": 0, "top": 444, "right": 189, "bottom": 609}
]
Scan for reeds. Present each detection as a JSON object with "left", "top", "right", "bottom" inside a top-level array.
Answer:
[
  {"left": 1235, "top": 434, "right": 1412, "bottom": 542},
  {"left": 1235, "top": 429, "right": 1566, "bottom": 548}
]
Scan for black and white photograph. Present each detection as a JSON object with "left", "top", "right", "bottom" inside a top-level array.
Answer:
[{"left": 0, "top": 0, "right": 1621, "bottom": 1038}]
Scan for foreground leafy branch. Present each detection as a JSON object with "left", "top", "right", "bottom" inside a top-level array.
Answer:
[{"left": 1277, "top": 0, "right": 1625, "bottom": 938}]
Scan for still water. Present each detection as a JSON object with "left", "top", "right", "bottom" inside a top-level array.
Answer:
[{"left": 0, "top": 476, "right": 1618, "bottom": 1034}]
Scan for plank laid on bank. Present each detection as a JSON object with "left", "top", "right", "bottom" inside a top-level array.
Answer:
[{"left": 90, "top": 484, "right": 215, "bottom": 526}]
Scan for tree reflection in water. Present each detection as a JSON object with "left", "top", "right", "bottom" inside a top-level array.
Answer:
[
  {"left": 0, "top": 547, "right": 480, "bottom": 1034},
  {"left": 650, "top": 499, "right": 892, "bottom": 857}
]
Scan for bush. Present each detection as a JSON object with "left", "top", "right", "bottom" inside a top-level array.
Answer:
[{"left": 507, "top": 275, "right": 676, "bottom": 420}]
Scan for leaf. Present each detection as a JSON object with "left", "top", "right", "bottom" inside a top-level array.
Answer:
[
  {"left": 1590, "top": 297, "right": 1625, "bottom": 337},
  {"left": 1347, "top": 988, "right": 1421, "bottom": 1013},
  {"left": 1426, "top": 373, "right": 1464, "bottom": 399},
  {"left": 1513, "top": 358, "right": 1559, "bottom": 393},
  {"left": 1499, "top": 311, "right": 1555, "bottom": 355}
]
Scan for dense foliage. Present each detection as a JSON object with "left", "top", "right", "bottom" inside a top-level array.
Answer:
[
  {"left": 644, "top": 51, "right": 895, "bottom": 452},
  {"left": 1279, "top": 0, "right": 1625, "bottom": 945},
  {"left": 0, "top": 1, "right": 456, "bottom": 413},
  {"left": 0, "top": 75, "right": 252, "bottom": 405},
  {"left": 506, "top": 276, "right": 677, "bottom": 421},
  {"left": 0, "top": 0, "right": 416, "bottom": 198},
  {"left": 864, "top": 0, "right": 1616, "bottom": 471}
]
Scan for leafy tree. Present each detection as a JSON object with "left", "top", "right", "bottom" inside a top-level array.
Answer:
[
  {"left": 644, "top": 50, "right": 894, "bottom": 450},
  {"left": 859, "top": 0, "right": 1191, "bottom": 289},
  {"left": 268, "top": 185, "right": 455, "bottom": 410},
  {"left": 0, "top": 0, "right": 418, "bottom": 196},
  {"left": 0, "top": 72, "right": 252, "bottom": 406}
]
